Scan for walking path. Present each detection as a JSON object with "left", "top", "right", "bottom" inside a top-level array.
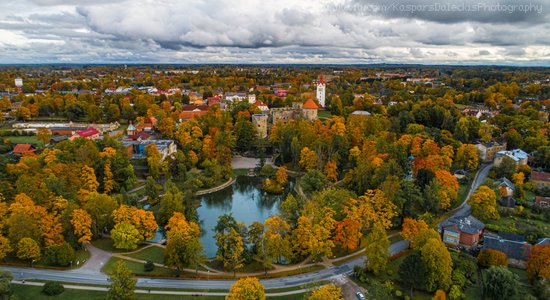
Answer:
[{"left": 79, "top": 244, "right": 112, "bottom": 273}]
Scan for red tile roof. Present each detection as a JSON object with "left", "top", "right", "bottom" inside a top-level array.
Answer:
[
  {"left": 302, "top": 99, "right": 319, "bottom": 109},
  {"left": 77, "top": 127, "right": 99, "bottom": 137},
  {"left": 12, "top": 143, "right": 35, "bottom": 154}
]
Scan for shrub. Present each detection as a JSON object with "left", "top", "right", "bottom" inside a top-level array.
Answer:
[
  {"left": 477, "top": 249, "right": 508, "bottom": 267},
  {"left": 144, "top": 261, "right": 155, "bottom": 272},
  {"left": 42, "top": 281, "right": 64, "bottom": 296}
]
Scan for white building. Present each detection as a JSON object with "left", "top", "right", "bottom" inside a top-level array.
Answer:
[{"left": 316, "top": 74, "right": 326, "bottom": 108}]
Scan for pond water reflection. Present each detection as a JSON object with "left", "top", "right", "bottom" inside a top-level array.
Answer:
[{"left": 197, "top": 176, "right": 294, "bottom": 258}]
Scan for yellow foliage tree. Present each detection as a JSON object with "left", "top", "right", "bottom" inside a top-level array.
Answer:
[
  {"left": 78, "top": 165, "right": 99, "bottom": 203},
  {"left": 112, "top": 205, "right": 158, "bottom": 242},
  {"left": 422, "top": 238, "right": 453, "bottom": 292},
  {"left": 308, "top": 284, "right": 343, "bottom": 300},
  {"left": 400, "top": 218, "right": 430, "bottom": 248},
  {"left": 299, "top": 147, "right": 317, "bottom": 171},
  {"left": 468, "top": 186, "right": 499, "bottom": 222},
  {"left": 71, "top": 209, "right": 93, "bottom": 244},
  {"left": 275, "top": 166, "right": 288, "bottom": 186},
  {"left": 323, "top": 160, "right": 338, "bottom": 182},
  {"left": 226, "top": 277, "right": 266, "bottom": 300}
]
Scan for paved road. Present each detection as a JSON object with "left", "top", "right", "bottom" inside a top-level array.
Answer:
[
  {"left": 446, "top": 163, "right": 493, "bottom": 219},
  {"left": 3, "top": 240, "right": 409, "bottom": 290}
]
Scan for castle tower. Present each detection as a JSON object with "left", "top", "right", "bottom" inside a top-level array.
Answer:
[{"left": 316, "top": 74, "right": 325, "bottom": 108}]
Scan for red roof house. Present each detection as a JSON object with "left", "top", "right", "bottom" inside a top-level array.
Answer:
[
  {"left": 12, "top": 144, "right": 36, "bottom": 155},
  {"left": 70, "top": 127, "right": 100, "bottom": 140}
]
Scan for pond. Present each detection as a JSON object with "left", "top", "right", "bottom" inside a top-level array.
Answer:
[{"left": 197, "top": 176, "right": 295, "bottom": 258}]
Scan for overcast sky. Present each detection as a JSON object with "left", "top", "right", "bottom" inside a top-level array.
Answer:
[{"left": 0, "top": 0, "right": 549, "bottom": 65}]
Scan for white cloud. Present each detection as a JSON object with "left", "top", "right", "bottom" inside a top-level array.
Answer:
[{"left": 0, "top": 0, "right": 547, "bottom": 64}]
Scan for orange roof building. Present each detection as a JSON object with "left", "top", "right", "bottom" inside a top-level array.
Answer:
[
  {"left": 12, "top": 143, "right": 36, "bottom": 155},
  {"left": 302, "top": 99, "right": 319, "bottom": 109}
]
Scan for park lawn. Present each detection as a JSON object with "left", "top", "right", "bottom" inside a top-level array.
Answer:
[
  {"left": 3, "top": 135, "right": 41, "bottom": 145},
  {"left": 205, "top": 259, "right": 274, "bottom": 274},
  {"left": 91, "top": 238, "right": 148, "bottom": 253},
  {"left": 233, "top": 168, "right": 249, "bottom": 176},
  {"left": 102, "top": 257, "right": 177, "bottom": 276},
  {"left": 124, "top": 246, "right": 165, "bottom": 265},
  {"left": 11, "top": 284, "right": 225, "bottom": 300}
]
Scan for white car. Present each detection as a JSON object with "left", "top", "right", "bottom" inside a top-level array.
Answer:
[{"left": 356, "top": 291, "right": 366, "bottom": 300}]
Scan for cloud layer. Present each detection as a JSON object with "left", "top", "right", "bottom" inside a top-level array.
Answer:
[{"left": 0, "top": 0, "right": 549, "bottom": 64}]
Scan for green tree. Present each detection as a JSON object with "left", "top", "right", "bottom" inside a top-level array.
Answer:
[
  {"left": 111, "top": 223, "right": 141, "bottom": 250},
  {"left": 0, "top": 269, "right": 12, "bottom": 300},
  {"left": 84, "top": 192, "right": 118, "bottom": 236},
  {"left": 421, "top": 238, "right": 453, "bottom": 292},
  {"left": 216, "top": 228, "right": 244, "bottom": 277},
  {"left": 16, "top": 237, "right": 41, "bottom": 262},
  {"left": 108, "top": 260, "right": 136, "bottom": 300},
  {"left": 399, "top": 253, "right": 427, "bottom": 297},
  {"left": 364, "top": 222, "right": 390, "bottom": 275},
  {"left": 157, "top": 188, "right": 185, "bottom": 229},
  {"left": 301, "top": 170, "right": 328, "bottom": 195},
  {"left": 235, "top": 117, "right": 257, "bottom": 153},
  {"left": 484, "top": 266, "right": 519, "bottom": 300},
  {"left": 494, "top": 156, "right": 517, "bottom": 179}
]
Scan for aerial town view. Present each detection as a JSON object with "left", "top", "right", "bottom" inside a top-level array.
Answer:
[{"left": 0, "top": 1, "right": 549, "bottom": 300}]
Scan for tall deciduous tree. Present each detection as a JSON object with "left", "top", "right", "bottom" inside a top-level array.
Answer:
[
  {"left": 111, "top": 223, "right": 141, "bottom": 250},
  {"left": 216, "top": 228, "right": 244, "bottom": 277},
  {"left": 71, "top": 209, "right": 93, "bottom": 244},
  {"left": 421, "top": 238, "right": 453, "bottom": 292},
  {"left": 484, "top": 266, "right": 519, "bottom": 300},
  {"left": 364, "top": 222, "right": 390, "bottom": 275},
  {"left": 299, "top": 147, "right": 317, "bottom": 171},
  {"left": 164, "top": 212, "right": 203, "bottom": 273},
  {"left": 226, "top": 277, "right": 266, "bottom": 300},
  {"left": 400, "top": 218, "right": 429, "bottom": 248},
  {"left": 468, "top": 186, "right": 499, "bottom": 222},
  {"left": 16, "top": 237, "right": 41, "bottom": 262},
  {"left": 527, "top": 244, "right": 550, "bottom": 280},
  {"left": 108, "top": 260, "right": 136, "bottom": 300}
]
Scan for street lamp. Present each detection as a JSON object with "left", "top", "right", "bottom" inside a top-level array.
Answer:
[
  {"left": 207, "top": 270, "right": 210, "bottom": 280},
  {"left": 31, "top": 259, "right": 35, "bottom": 268}
]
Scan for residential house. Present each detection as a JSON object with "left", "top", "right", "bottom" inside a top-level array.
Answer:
[
  {"left": 179, "top": 105, "right": 209, "bottom": 120},
  {"left": 247, "top": 94, "right": 256, "bottom": 104},
  {"left": 531, "top": 171, "right": 550, "bottom": 191},
  {"left": 224, "top": 92, "right": 246, "bottom": 103},
  {"left": 475, "top": 141, "right": 507, "bottom": 163},
  {"left": 495, "top": 177, "right": 516, "bottom": 207},
  {"left": 70, "top": 127, "right": 100, "bottom": 140},
  {"left": 12, "top": 143, "right": 36, "bottom": 155},
  {"left": 253, "top": 100, "right": 269, "bottom": 113},
  {"left": 484, "top": 232, "right": 532, "bottom": 260},
  {"left": 350, "top": 110, "right": 372, "bottom": 116},
  {"left": 494, "top": 149, "right": 529, "bottom": 167},
  {"left": 439, "top": 215, "right": 485, "bottom": 247}
]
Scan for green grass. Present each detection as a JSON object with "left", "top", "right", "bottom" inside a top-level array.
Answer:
[
  {"left": 3, "top": 135, "right": 40, "bottom": 145},
  {"left": 91, "top": 238, "right": 148, "bottom": 253},
  {"left": 332, "top": 251, "right": 365, "bottom": 266},
  {"left": 11, "top": 284, "right": 226, "bottom": 300},
  {"left": 124, "top": 246, "right": 165, "bottom": 265},
  {"left": 101, "top": 257, "right": 177, "bottom": 276},
  {"left": 318, "top": 110, "right": 332, "bottom": 119},
  {"left": 232, "top": 168, "right": 250, "bottom": 176}
]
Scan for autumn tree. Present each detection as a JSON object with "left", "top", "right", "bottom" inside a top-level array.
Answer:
[
  {"left": 0, "top": 237, "right": 11, "bottom": 261},
  {"left": 364, "top": 222, "right": 390, "bottom": 275},
  {"left": 216, "top": 228, "right": 244, "bottom": 277},
  {"left": 157, "top": 187, "right": 185, "bottom": 229},
  {"left": 275, "top": 166, "right": 288, "bottom": 186},
  {"left": 527, "top": 244, "right": 550, "bottom": 280},
  {"left": 454, "top": 144, "right": 479, "bottom": 172},
  {"left": 400, "top": 218, "right": 429, "bottom": 248},
  {"left": 226, "top": 277, "right": 266, "bottom": 300},
  {"left": 468, "top": 186, "right": 499, "bottom": 222},
  {"left": 111, "top": 223, "right": 141, "bottom": 250},
  {"left": 434, "top": 170, "right": 459, "bottom": 210},
  {"left": 477, "top": 249, "right": 508, "bottom": 268},
  {"left": 308, "top": 284, "right": 343, "bottom": 300},
  {"left": 100, "top": 147, "right": 117, "bottom": 194},
  {"left": 145, "top": 143, "right": 162, "bottom": 180},
  {"left": 421, "top": 238, "right": 453, "bottom": 292},
  {"left": 157, "top": 117, "right": 175, "bottom": 138},
  {"left": 164, "top": 212, "right": 204, "bottom": 272},
  {"left": 36, "top": 127, "right": 51, "bottom": 146},
  {"left": 432, "top": 290, "right": 446, "bottom": 300},
  {"left": 112, "top": 205, "right": 158, "bottom": 242},
  {"left": 108, "top": 260, "right": 136, "bottom": 300},
  {"left": 84, "top": 192, "right": 118, "bottom": 236},
  {"left": 323, "top": 160, "right": 338, "bottom": 182},
  {"left": 293, "top": 207, "right": 336, "bottom": 261},
  {"left": 299, "top": 147, "right": 317, "bottom": 171},
  {"left": 70, "top": 209, "right": 93, "bottom": 245},
  {"left": 16, "top": 237, "right": 41, "bottom": 262},
  {"left": 78, "top": 165, "right": 99, "bottom": 203},
  {"left": 263, "top": 216, "right": 292, "bottom": 265}
]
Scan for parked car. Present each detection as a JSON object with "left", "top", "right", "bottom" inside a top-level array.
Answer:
[{"left": 356, "top": 291, "right": 366, "bottom": 300}]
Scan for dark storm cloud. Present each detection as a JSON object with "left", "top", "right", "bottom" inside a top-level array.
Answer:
[{"left": 350, "top": 0, "right": 547, "bottom": 24}]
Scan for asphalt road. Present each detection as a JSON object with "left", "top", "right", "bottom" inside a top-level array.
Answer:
[
  {"left": 448, "top": 163, "right": 493, "bottom": 218},
  {"left": 3, "top": 240, "right": 410, "bottom": 290}
]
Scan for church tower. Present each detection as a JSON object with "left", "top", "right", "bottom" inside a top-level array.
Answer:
[{"left": 316, "top": 74, "right": 325, "bottom": 108}]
